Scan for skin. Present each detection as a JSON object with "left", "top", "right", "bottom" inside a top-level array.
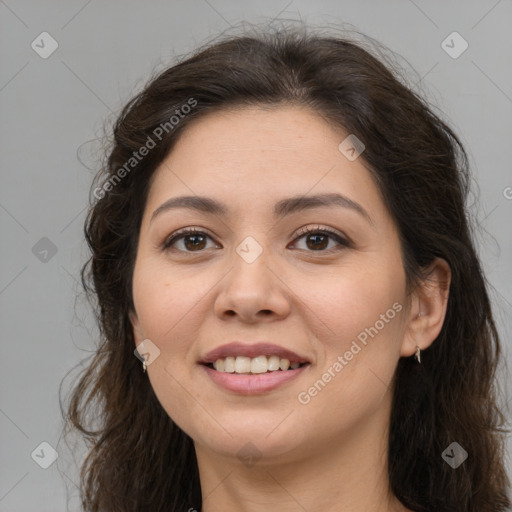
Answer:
[{"left": 130, "top": 105, "right": 451, "bottom": 512}]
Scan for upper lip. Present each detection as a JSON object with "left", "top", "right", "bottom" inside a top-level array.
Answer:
[{"left": 200, "top": 342, "right": 310, "bottom": 364}]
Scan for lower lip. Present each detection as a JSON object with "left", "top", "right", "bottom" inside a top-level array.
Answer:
[{"left": 201, "top": 364, "right": 310, "bottom": 395}]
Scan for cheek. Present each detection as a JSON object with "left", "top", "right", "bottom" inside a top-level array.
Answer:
[
  {"left": 300, "top": 264, "right": 404, "bottom": 352},
  {"left": 296, "top": 265, "right": 405, "bottom": 416},
  {"left": 132, "top": 259, "right": 206, "bottom": 343},
  {"left": 132, "top": 262, "right": 211, "bottom": 434}
]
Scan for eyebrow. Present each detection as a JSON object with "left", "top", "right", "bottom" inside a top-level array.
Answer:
[{"left": 150, "top": 193, "right": 373, "bottom": 226}]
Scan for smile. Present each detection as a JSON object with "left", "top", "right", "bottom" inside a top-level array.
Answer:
[
  {"left": 208, "top": 355, "right": 308, "bottom": 374},
  {"left": 201, "top": 360, "right": 311, "bottom": 395},
  {"left": 199, "top": 341, "right": 311, "bottom": 394}
]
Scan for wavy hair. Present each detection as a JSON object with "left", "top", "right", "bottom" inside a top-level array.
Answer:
[{"left": 60, "top": 23, "right": 511, "bottom": 512}]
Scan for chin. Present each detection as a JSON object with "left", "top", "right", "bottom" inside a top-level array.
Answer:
[{"left": 191, "top": 414, "right": 309, "bottom": 465}]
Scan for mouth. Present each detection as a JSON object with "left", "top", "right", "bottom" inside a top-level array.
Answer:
[
  {"left": 199, "top": 341, "right": 311, "bottom": 373},
  {"left": 203, "top": 356, "right": 310, "bottom": 374},
  {"left": 199, "top": 342, "right": 311, "bottom": 395}
]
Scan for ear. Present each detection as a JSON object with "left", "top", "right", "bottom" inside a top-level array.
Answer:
[
  {"left": 400, "top": 257, "right": 451, "bottom": 357},
  {"left": 129, "top": 310, "right": 143, "bottom": 348}
]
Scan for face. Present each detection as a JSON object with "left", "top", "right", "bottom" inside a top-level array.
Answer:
[{"left": 130, "top": 105, "right": 416, "bottom": 464}]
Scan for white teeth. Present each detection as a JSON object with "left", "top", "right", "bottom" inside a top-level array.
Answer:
[
  {"left": 279, "top": 358, "right": 290, "bottom": 370},
  {"left": 234, "top": 356, "right": 251, "bottom": 373},
  {"left": 211, "top": 355, "right": 306, "bottom": 373},
  {"left": 267, "top": 355, "right": 280, "bottom": 371},
  {"left": 224, "top": 356, "right": 235, "bottom": 373},
  {"left": 251, "top": 356, "right": 268, "bottom": 374}
]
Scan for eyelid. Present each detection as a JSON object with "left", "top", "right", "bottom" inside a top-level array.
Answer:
[{"left": 293, "top": 224, "right": 350, "bottom": 243}]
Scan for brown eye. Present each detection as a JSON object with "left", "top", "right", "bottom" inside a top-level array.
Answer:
[
  {"left": 163, "top": 228, "right": 216, "bottom": 253},
  {"left": 304, "top": 233, "right": 329, "bottom": 250},
  {"left": 181, "top": 233, "right": 208, "bottom": 251},
  {"left": 292, "top": 225, "right": 350, "bottom": 253},
  {"left": 162, "top": 225, "right": 350, "bottom": 255}
]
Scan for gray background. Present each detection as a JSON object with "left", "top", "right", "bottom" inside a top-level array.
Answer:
[{"left": 1, "top": 1, "right": 511, "bottom": 511}]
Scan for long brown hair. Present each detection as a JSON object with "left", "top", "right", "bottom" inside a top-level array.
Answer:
[{"left": 59, "top": 23, "right": 511, "bottom": 512}]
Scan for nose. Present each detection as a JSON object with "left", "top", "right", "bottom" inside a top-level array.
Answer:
[{"left": 214, "top": 248, "right": 291, "bottom": 323}]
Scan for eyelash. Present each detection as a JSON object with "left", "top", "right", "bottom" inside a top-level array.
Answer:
[{"left": 161, "top": 225, "right": 351, "bottom": 255}]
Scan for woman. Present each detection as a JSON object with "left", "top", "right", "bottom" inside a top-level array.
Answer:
[{"left": 61, "top": 24, "right": 511, "bottom": 512}]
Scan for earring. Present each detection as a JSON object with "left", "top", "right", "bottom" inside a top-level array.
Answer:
[
  {"left": 414, "top": 346, "right": 421, "bottom": 363},
  {"left": 142, "top": 358, "right": 147, "bottom": 373}
]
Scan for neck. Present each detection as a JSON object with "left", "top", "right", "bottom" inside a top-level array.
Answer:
[{"left": 195, "top": 398, "right": 409, "bottom": 512}]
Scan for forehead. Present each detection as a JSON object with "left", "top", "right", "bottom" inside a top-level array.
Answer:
[
  {"left": 166, "top": 105, "right": 343, "bottom": 163},
  {"left": 144, "top": 105, "right": 387, "bottom": 225}
]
